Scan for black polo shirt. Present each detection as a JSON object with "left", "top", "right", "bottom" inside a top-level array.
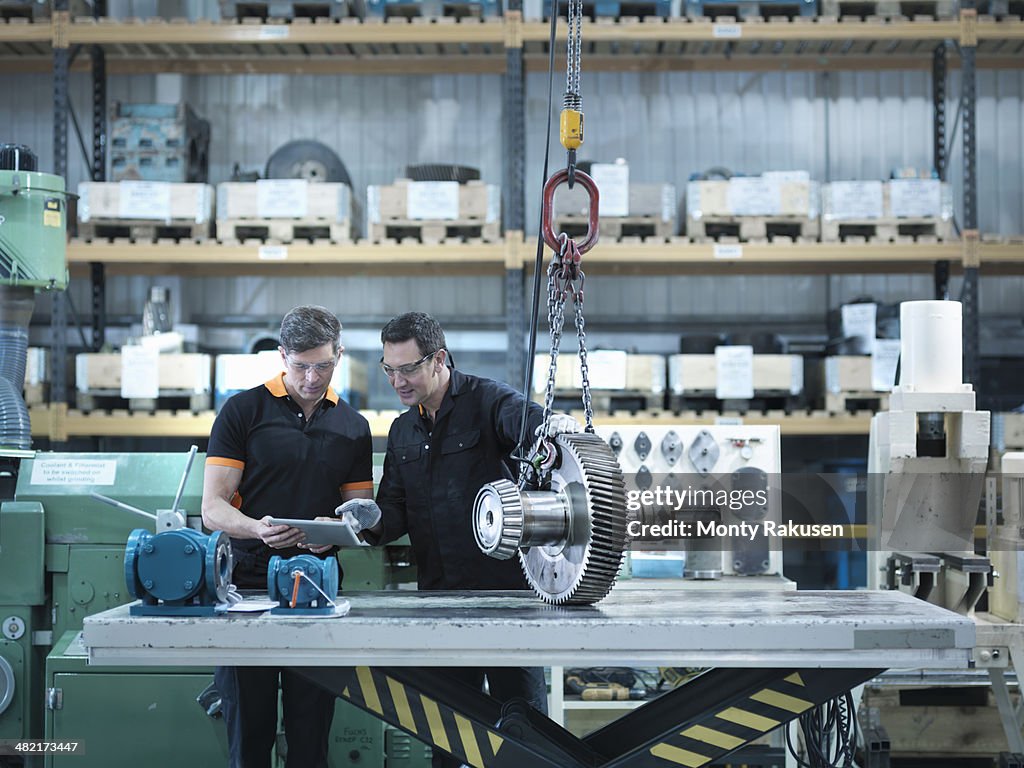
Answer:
[
  {"left": 206, "top": 373, "right": 373, "bottom": 582},
  {"left": 375, "top": 368, "right": 543, "bottom": 590}
]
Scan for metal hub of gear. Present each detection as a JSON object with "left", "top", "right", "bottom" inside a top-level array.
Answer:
[
  {"left": 474, "top": 479, "right": 525, "bottom": 560},
  {"left": 473, "top": 433, "right": 627, "bottom": 606}
]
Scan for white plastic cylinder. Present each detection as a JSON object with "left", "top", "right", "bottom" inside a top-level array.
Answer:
[{"left": 898, "top": 300, "right": 963, "bottom": 392}]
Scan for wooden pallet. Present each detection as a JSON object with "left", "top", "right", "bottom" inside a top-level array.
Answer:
[
  {"left": 821, "top": 218, "right": 954, "bottom": 243},
  {"left": 667, "top": 393, "right": 805, "bottom": 414},
  {"left": 825, "top": 390, "right": 889, "bottom": 413},
  {"left": 216, "top": 219, "right": 351, "bottom": 243},
  {"left": 978, "top": 0, "right": 1024, "bottom": 16},
  {"left": 684, "top": 0, "right": 817, "bottom": 19},
  {"left": 371, "top": 0, "right": 499, "bottom": 17},
  {"left": 554, "top": 215, "right": 675, "bottom": 242},
  {"left": 76, "top": 389, "right": 212, "bottom": 414},
  {"left": 78, "top": 219, "right": 212, "bottom": 243},
  {"left": 0, "top": 4, "right": 34, "bottom": 21},
  {"left": 542, "top": 0, "right": 672, "bottom": 19},
  {"left": 686, "top": 215, "right": 819, "bottom": 242},
  {"left": 819, "top": 0, "right": 956, "bottom": 16},
  {"left": 219, "top": 0, "right": 354, "bottom": 20},
  {"left": 368, "top": 220, "right": 500, "bottom": 244}
]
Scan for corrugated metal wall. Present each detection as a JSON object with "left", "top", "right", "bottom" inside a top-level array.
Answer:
[{"left": 2, "top": 67, "right": 1021, "bottom": 341}]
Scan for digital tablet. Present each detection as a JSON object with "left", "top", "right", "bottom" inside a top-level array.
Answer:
[{"left": 266, "top": 518, "right": 368, "bottom": 548}]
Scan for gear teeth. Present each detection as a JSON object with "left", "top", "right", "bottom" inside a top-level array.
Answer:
[{"left": 519, "top": 432, "right": 628, "bottom": 606}]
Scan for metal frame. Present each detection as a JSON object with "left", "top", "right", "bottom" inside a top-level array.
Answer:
[
  {"left": 292, "top": 665, "right": 880, "bottom": 768},
  {"left": 932, "top": 43, "right": 951, "bottom": 301},
  {"left": 503, "top": 0, "right": 526, "bottom": 388},
  {"left": 52, "top": 0, "right": 70, "bottom": 418},
  {"left": 960, "top": 1, "right": 981, "bottom": 388},
  {"left": 49, "top": 11, "right": 987, "bottom": 395}
]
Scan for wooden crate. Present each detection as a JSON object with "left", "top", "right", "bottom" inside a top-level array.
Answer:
[
  {"left": 76, "top": 353, "right": 212, "bottom": 398},
  {"left": 821, "top": 180, "right": 955, "bottom": 242},
  {"left": 553, "top": 182, "right": 677, "bottom": 241},
  {"left": 215, "top": 181, "right": 354, "bottom": 242},
  {"left": 686, "top": 178, "right": 820, "bottom": 241},
  {"left": 533, "top": 353, "right": 664, "bottom": 393},
  {"left": 823, "top": 355, "right": 891, "bottom": 412},
  {"left": 1005, "top": 412, "right": 1024, "bottom": 450},
  {"left": 367, "top": 179, "right": 500, "bottom": 243},
  {"left": 668, "top": 354, "right": 803, "bottom": 395},
  {"left": 77, "top": 181, "right": 213, "bottom": 241},
  {"left": 863, "top": 684, "right": 1015, "bottom": 757}
]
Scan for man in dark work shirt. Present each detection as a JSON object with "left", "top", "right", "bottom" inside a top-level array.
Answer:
[{"left": 202, "top": 305, "right": 373, "bottom": 768}]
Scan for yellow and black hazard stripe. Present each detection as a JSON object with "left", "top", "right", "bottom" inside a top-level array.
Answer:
[
  {"left": 339, "top": 667, "right": 511, "bottom": 768},
  {"left": 647, "top": 672, "right": 815, "bottom": 766}
]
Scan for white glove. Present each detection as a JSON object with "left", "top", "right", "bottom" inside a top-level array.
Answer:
[
  {"left": 224, "top": 584, "right": 243, "bottom": 606},
  {"left": 536, "top": 413, "right": 582, "bottom": 438},
  {"left": 335, "top": 498, "right": 382, "bottom": 534}
]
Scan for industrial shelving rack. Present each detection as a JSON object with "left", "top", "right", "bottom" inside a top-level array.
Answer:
[{"left": 4, "top": 3, "right": 1021, "bottom": 438}]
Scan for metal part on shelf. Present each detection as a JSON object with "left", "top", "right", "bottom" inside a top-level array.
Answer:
[
  {"left": 265, "top": 139, "right": 351, "bottom": 186},
  {"left": 475, "top": 433, "right": 627, "bottom": 606},
  {"left": 404, "top": 164, "right": 480, "bottom": 184}
]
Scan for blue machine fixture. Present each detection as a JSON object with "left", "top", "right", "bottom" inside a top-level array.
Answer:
[
  {"left": 124, "top": 528, "right": 233, "bottom": 615},
  {"left": 267, "top": 555, "right": 339, "bottom": 616}
]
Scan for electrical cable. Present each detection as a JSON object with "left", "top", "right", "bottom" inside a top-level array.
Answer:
[
  {"left": 785, "top": 691, "right": 859, "bottom": 768},
  {"left": 513, "top": 2, "right": 561, "bottom": 482}
]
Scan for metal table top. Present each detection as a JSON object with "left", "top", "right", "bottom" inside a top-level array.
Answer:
[{"left": 82, "top": 588, "right": 974, "bottom": 669}]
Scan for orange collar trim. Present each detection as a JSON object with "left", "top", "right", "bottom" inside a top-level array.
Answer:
[
  {"left": 264, "top": 373, "right": 338, "bottom": 406},
  {"left": 264, "top": 373, "right": 288, "bottom": 397}
]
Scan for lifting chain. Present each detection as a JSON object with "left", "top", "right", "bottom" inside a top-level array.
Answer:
[{"left": 539, "top": 234, "right": 594, "bottom": 454}]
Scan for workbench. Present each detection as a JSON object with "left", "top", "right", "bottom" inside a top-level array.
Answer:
[{"left": 83, "top": 588, "right": 972, "bottom": 768}]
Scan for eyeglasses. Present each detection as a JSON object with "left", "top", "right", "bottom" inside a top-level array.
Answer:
[
  {"left": 379, "top": 351, "right": 436, "bottom": 379},
  {"left": 285, "top": 356, "right": 337, "bottom": 375}
]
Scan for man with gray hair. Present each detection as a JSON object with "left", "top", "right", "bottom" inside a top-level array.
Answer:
[{"left": 203, "top": 305, "right": 373, "bottom": 768}]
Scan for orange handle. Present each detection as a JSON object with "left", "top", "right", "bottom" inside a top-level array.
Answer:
[{"left": 289, "top": 570, "right": 302, "bottom": 609}]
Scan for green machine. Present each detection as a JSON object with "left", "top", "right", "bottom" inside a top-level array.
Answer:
[{"left": 0, "top": 144, "right": 70, "bottom": 293}]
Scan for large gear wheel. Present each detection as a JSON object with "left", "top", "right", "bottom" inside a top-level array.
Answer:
[{"left": 473, "top": 432, "right": 628, "bottom": 606}]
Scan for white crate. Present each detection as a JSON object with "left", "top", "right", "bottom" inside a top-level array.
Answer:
[
  {"left": 822, "top": 180, "right": 953, "bottom": 221},
  {"left": 215, "top": 181, "right": 353, "bottom": 222},
  {"left": 367, "top": 179, "right": 500, "bottom": 224},
  {"left": 75, "top": 352, "right": 212, "bottom": 393},
  {"left": 668, "top": 354, "right": 803, "bottom": 396},
  {"left": 78, "top": 181, "right": 213, "bottom": 223},
  {"left": 686, "top": 177, "right": 820, "bottom": 219},
  {"left": 533, "top": 353, "right": 664, "bottom": 393}
]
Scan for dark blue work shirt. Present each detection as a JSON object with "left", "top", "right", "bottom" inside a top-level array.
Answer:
[{"left": 375, "top": 368, "right": 543, "bottom": 590}]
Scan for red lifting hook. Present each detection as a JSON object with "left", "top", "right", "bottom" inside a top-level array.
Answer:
[{"left": 540, "top": 168, "right": 600, "bottom": 255}]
